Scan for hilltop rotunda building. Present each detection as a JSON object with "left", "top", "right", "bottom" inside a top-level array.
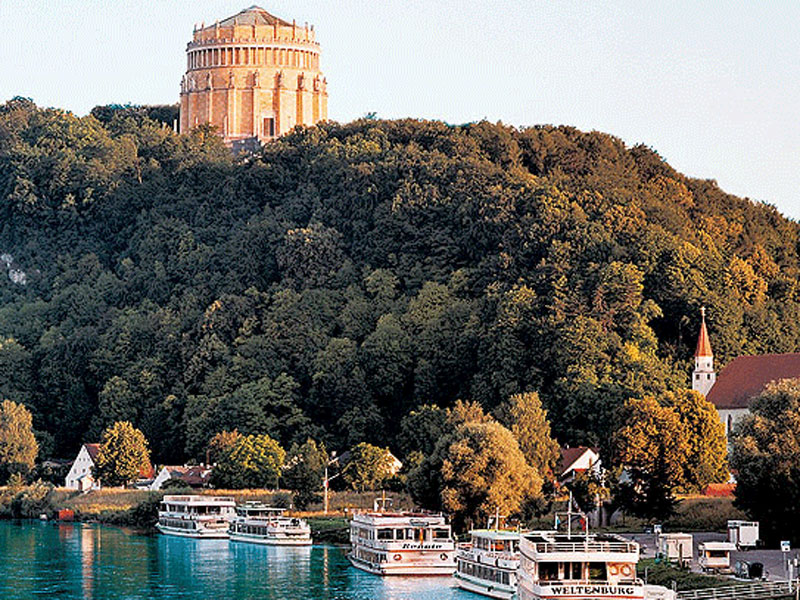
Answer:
[{"left": 179, "top": 6, "right": 328, "bottom": 146}]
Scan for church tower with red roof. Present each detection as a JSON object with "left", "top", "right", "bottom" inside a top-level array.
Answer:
[{"left": 692, "top": 307, "right": 716, "bottom": 396}]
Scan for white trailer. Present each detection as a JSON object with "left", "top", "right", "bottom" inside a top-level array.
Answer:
[
  {"left": 658, "top": 533, "right": 693, "bottom": 566},
  {"left": 728, "top": 520, "right": 759, "bottom": 550},
  {"left": 698, "top": 541, "right": 737, "bottom": 572}
]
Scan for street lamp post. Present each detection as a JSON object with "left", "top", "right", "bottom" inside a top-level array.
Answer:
[{"left": 323, "top": 452, "right": 340, "bottom": 515}]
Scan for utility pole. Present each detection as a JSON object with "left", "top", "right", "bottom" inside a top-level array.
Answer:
[{"left": 323, "top": 452, "right": 340, "bottom": 515}]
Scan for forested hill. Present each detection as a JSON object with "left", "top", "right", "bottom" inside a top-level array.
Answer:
[{"left": 0, "top": 97, "right": 797, "bottom": 462}]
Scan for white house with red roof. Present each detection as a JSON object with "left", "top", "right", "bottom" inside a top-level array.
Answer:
[
  {"left": 64, "top": 443, "right": 102, "bottom": 491},
  {"left": 150, "top": 465, "right": 212, "bottom": 490},
  {"left": 558, "top": 446, "right": 601, "bottom": 484},
  {"left": 692, "top": 308, "right": 800, "bottom": 437}
]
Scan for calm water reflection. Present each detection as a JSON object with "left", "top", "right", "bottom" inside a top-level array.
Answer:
[{"left": 0, "top": 521, "right": 472, "bottom": 599}]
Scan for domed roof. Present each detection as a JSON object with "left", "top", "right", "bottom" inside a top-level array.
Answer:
[{"left": 215, "top": 6, "right": 291, "bottom": 28}]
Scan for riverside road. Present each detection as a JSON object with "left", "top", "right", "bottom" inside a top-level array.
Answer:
[{"left": 627, "top": 532, "right": 799, "bottom": 582}]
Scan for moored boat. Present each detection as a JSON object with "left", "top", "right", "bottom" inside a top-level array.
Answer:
[
  {"left": 348, "top": 500, "right": 457, "bottom": 575},
  {"left": 517, "top": 530, "right": 674, "bottom": 600},
  {"left": 228, "top": 502, "right": 312, "bottom": 546},
  {"left": 455, "top": 527, "right": 521, "bottom": 599},
  {"left": 156, "top": 494, "right": 236, "bottom": 539}
]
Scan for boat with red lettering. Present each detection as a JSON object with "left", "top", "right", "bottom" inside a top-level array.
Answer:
[{"left": 347, "top": 498, "right": 457, "bottom": 575}]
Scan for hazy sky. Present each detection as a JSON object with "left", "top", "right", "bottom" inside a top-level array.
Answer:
[{"left": 1, "top": 1, "right": 798, "bottom": 218}]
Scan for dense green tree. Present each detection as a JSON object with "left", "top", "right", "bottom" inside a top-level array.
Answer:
[
  {"left": 495, "top": 391, "right": 560, "bottom": 479},
  {"left": 209, "top": 433, "right": 285, "bottom": 489},
  {"left": 411, "top": 420, "right": 541, "bottom": 529},
  {"left": 93, "top": 421, "right": 151, "bottom": 487},
  {"left": 283, "top": 438, "right": 327, "bottom": 509},
  {"left": 667, "top": 389, "right": 728, "bottom": 491},
  {"left": 731, "top": 379, "right": 800, "bottom": 543},
  {"left": 398, "top": 404, "right": 449, "bottom": 457},
  {"left": 0, "top": 399, "right": 38, "bottom": 481},
  {"left": 610, "top": 396, "right": 689, "bottom": 519},
  {"left": 1, "top": 102, "right": 800, "bottom": 465},
  {"left": 342, "top": 442, "right": 395, "bottom": 492}
]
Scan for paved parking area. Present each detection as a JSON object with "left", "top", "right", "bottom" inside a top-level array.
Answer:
[{"left": 626, "top": 532, "right": 800, "bottom": 582}]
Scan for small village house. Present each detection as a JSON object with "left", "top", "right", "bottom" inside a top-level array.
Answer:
[
  {"left": 64, "top": 443, "right": 101, "bottom": 491},
  {"left": 558, "top": 446, "right": 601, "bottom": 485},
  {"left": 150, "top": 465, "right": 212, "bottom": 491}
]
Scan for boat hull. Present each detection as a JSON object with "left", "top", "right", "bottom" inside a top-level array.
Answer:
[
  {"left": 517, "top": 582, "right": 646, "bottom": 600},
  {"left": 454, "top": 572, "right": 515, "bottom": 599},
  {"left": 156, "top": 523, "right": 230, "bottom": 539},
  {"left": 347, "top": 553, "right": 456, "bottom": 576},
  {"left": 229, "top": 532, "right": 312, "bottom": 546}
]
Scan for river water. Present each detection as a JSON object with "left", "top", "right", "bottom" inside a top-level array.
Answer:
[{"left": 0, "top": 521, "right": 475, "bottom": 599}]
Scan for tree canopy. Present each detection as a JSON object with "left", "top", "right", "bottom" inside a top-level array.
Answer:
[
  {"left": 731, "top": 379, "right": 800, "bottom": 544},
  {"left": 209, "top": 433, "right": 285, "bottom": 489},
  {"left": 93, "top": 421, "right": 151, "bottom": 487},
  {"left": 0, "top": 100, "right": 796, "bottom": 467},
  {"left": 0, "top": 399, "right": 38, "bottom": 481}
]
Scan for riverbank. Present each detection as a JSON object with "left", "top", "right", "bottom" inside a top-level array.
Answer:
[{"left": 0, "top": 484, "right": 401, "bottom": 541}]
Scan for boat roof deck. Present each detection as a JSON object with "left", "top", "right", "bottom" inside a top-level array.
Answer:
[
  {"left": 471, "top": 529, "right": 521, "bottom": 540},
  {"left": 521, "top": 531, "right": 639, "bottom": 554},
  {"left": 162, "top": 495, "right": 236, "bottom": 505},
  {"left": 351, "top": 511, "right": 448, "bottom": 525}
]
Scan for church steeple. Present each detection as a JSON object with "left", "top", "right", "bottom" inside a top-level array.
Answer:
[
  {"left": 692, "top": 306, "right": 716, "bottom": 396},
  {"left": 695, "top": 306, "right": 713, "bottom": 358}
]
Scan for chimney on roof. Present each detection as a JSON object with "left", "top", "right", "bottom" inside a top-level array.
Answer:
[{"left": 692, "top": 306, "right": 716, "bottom": 397}]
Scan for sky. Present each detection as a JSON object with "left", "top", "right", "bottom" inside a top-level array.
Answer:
[{"left": 1, "top": 1, "right": 798, "bottom": 219}]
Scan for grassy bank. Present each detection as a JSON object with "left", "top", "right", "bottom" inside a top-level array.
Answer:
[{"left": 0, "top": 485, "right": 410, "bottom": 537}]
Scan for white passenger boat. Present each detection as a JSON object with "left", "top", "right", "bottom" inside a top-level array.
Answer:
[
  {"left": 455, "top": 527, "right": 521, "bottom": 599},
  {"left": 517, "top": 530, "right": 674, "bottom": 600},
  {"left": 228, "top": 502, "right": 312, "bottom": 546},
  {"left": 156, "top": 494, "right": 236, "bottom": 539},
  {"left": 348, "top": 500, "right": 457, "bottom": 575}
]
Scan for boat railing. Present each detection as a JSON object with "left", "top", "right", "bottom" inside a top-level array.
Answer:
[
  {"left": 538, "top": 578, "right": 644, "bottom": 586},
  {"left": 527, "top": 541, "right": 639, "bottom": 554},
  {"left": 458, "top": 546, "right": 518, "bottom": 562}
]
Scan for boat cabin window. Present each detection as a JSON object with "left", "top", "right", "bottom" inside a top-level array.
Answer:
[
  {"left": 539, "top": 562, "right": 559, "bottom": 581},
  {"left": 589, "top": 562, "right": 607, "bottom": 581},
  {"left": 432, "top": 528, "right": 450, "bottom": 540},
  {"left": 412, "top": 528, "right": 428, "bottom": 542},
  {"left": 377, "top": 529, "right": 394, "bottom": 540},
  {"left": 567, "top": 562, "right": 583, "bottom": 580},
  {"left": 493, "top": 540, "right": 506, "bottom": 551},
  {"left": 706, "top": 550, "right": 727, "bottom": 558}
]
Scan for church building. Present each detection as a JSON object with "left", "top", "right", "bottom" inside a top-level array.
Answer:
[
  {"left": 692, "top": 309, "right": 800, "bottom": 437},
  {"left": 179, "top": 6, "right": 328, "bottom": 147}
]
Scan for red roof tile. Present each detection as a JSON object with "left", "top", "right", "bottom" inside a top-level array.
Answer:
[
  {"left": 707, "top": 353, "right": 800, "bottom": 409},
  {"left": 559, "top": 446, "right": 598, "bottom": 476},
  {"left": 84, "top": 443, "right": 101, "bottom": 462}
]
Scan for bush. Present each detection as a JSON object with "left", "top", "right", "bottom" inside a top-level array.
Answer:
[{"left": 271, "top": 491, "right": 293, "bottom": 509}]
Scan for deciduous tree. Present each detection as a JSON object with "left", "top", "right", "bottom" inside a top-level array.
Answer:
[
  {"left": 667, "top": 389, "right": 728, "bottom": 491},
  {"left": 731, "top": 379, "right": 800, "bottom": 543},
  {"left": 342, "top": 442, "right": 395, "bottom": 492},
  {"left": 435, "top": 421, "right": 541, "bottom": 528},
  {"left": 94, "top": 421, "right": 151, "bottom": 487},
  {"left": 611, "top": 396, "right": 689, "bottom": 519},
  {"left": 210, "top": 433, "right": 285, "bottom": 490},
  {"left": 0, "top": 399, "right": 38, "bottom": 481},
  {"left": 496, "top": 391, "right": 560, "bottom": 479},
  {"left": 283, "top": 438, "right": 327, "bottom": 509}
]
